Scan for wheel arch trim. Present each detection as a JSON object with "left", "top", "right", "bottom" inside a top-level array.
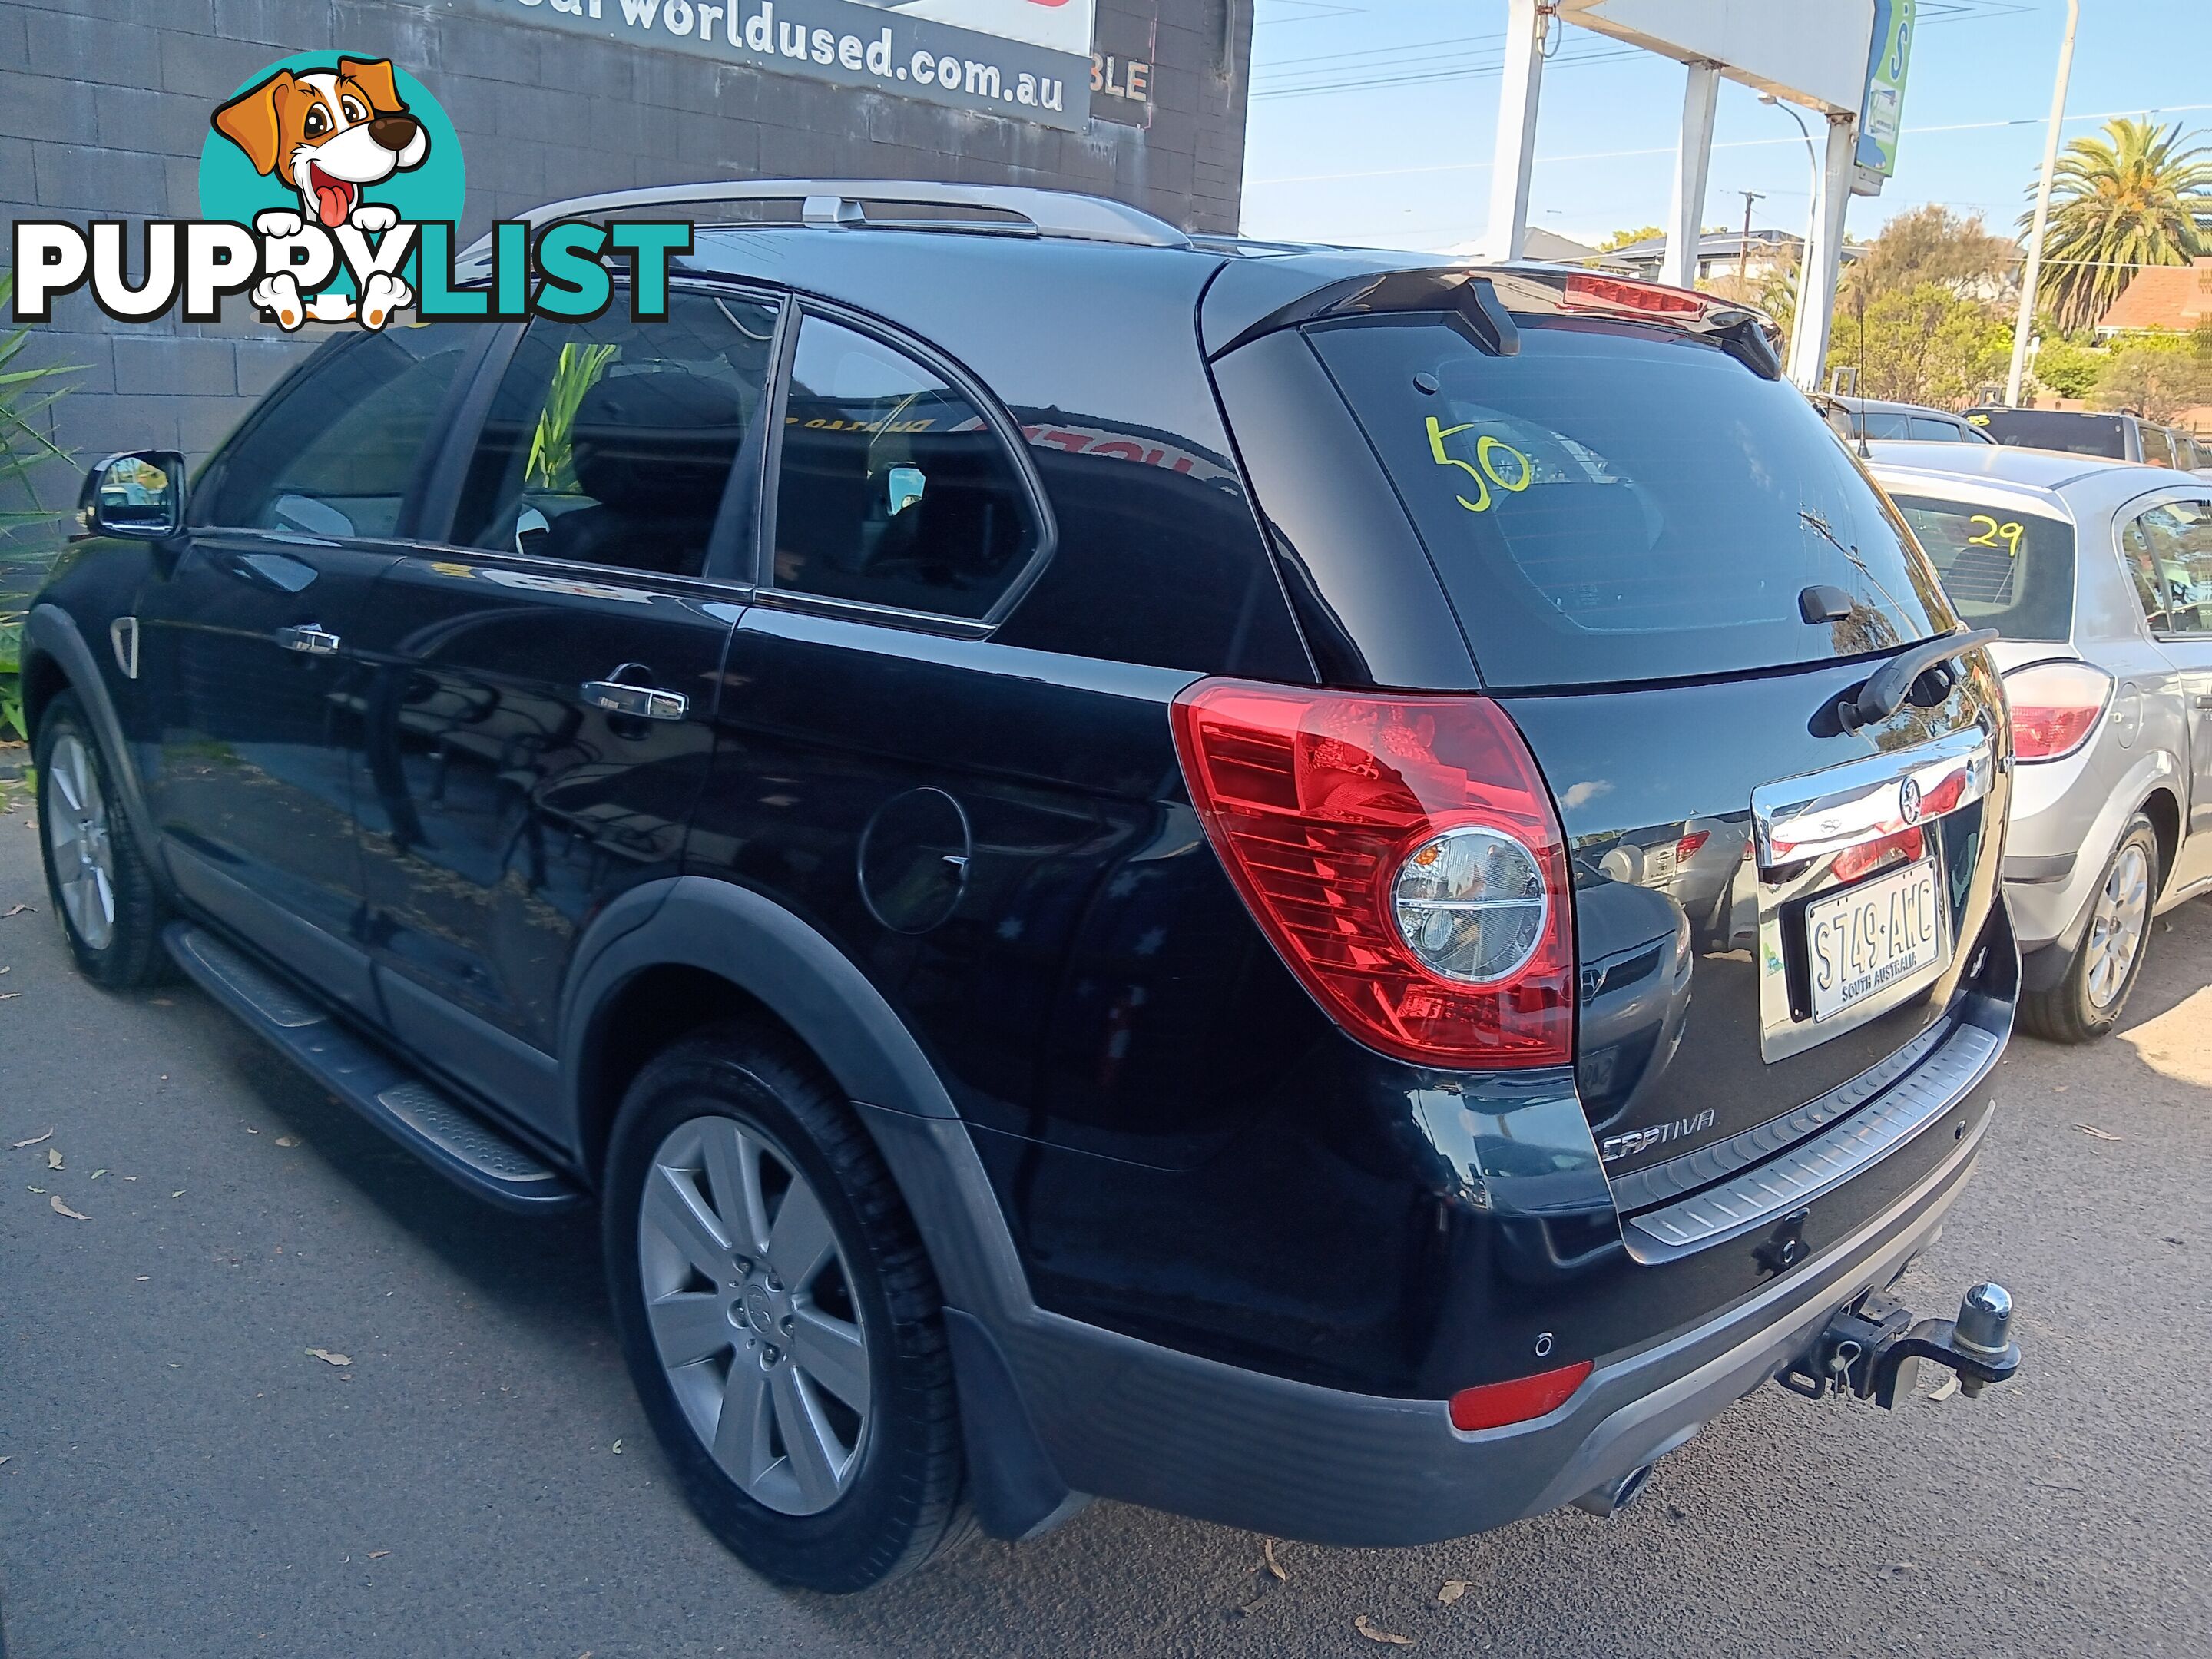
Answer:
[{"left": 558, "top": 875, "right": 1076, "bottom": 1538}]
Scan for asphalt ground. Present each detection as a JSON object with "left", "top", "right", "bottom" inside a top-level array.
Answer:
[{"left": 3, "top": 790, "right": 2210, "bottom": 1659}]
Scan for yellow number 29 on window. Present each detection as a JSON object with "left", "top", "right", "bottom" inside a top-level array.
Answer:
[{"left": 1966, "top": 514, "right": 2024, "bottom": 559}]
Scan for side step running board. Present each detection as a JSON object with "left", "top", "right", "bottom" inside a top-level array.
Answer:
[{"left": 164, "top": 923, "right": 584, "bottom": 1213}]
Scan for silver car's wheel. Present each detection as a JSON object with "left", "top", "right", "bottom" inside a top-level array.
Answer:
[
  {"left": 43, "top": 731, "right": 117, "bottom": 952},
  {"left": 2084, "top": 840, "right": 2151, "bottom": 1012},
  {"left": 637, "top": 1114, "right": 871, "bottom": 1516}
]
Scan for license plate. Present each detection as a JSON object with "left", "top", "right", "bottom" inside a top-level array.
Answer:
[{"left": 1803, "top": 858, "right": 1944, "bottom": 1022}]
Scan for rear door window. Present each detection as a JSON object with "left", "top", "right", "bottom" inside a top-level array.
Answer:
[
  {"left": 1891, "top": 493, "right": 2075, "bottom": 641},
  {"left": 1972, "top": 409, "right": 2129, "bottom": 458},
  {"left": 450, "top": 291, "right": 780, "bottom": 578},
  {"left": 1306, "top": 317, "right": 1952, "bottom": 688},
  {"left": 1907, "top": 416, "right": 1964, "bottom": 441},
  {"left": 2126, "top": 499, "right": 2212, "bottom": 635}
]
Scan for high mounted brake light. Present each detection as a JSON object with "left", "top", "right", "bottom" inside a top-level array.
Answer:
[
  {"left": 1561, "top": 271, "right": 1706, "bottom": 318},
  {"left": 1171, "top": 681, "right": 1574, "bottom": 1070}
]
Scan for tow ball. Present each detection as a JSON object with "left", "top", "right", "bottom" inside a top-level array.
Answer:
[{"left": 1779, "top": 1283, "right": 2020, "bottom": 1408}]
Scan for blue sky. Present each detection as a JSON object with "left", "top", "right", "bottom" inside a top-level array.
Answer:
[{"left": 1240, "top": 0, "right": 2212, "bottom": 253}]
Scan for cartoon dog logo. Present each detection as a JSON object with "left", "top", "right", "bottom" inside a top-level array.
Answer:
[{"left": 211, "top": 58, "right": 426, "bottom": 328}]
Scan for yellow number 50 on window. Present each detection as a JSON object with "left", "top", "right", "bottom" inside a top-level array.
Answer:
[{"left": 1426, "top": 416, "right": 1533, "bottom": 514}]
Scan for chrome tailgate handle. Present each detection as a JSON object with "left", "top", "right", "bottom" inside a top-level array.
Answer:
[
  {"left": 275, "top": 624, "right": 340, "bottom": 656},
  {"left": 582, "top": 678, "right": 687, "bottom": 721}
]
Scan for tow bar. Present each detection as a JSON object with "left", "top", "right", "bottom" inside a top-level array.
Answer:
[{"left": 1780, "top": 1282, "right": 2020, "bottom": 1407}]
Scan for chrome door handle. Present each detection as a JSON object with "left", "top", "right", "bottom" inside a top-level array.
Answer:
[
  {"left": 276, "top": 624, "right": 340, "bottom": 656},
  {"left": 2194, "top": 694, "right": 2212, "bottom": 710},
  {"left": 582, "top": 680, "right": 687, "bottom": 721}
]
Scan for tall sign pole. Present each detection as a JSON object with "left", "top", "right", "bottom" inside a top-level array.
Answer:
[
  {"left": 1485, "top": 0, "right": 1550, "bottom": 261},
  {"left": 2007, "top": 0, "right": 2081, "bottom": 407}
]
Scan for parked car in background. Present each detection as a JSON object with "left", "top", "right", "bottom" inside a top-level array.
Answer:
[
  {"left": 1869, "top": 440, "right": 2212, "bottom": 1040},
  {"left": 1965, "top": 406, "right": 2203, "bottom": 473},
  {"left": 1813, "top": 393, "right": 1993, "bottom": 445},
  {"left": 25, "top": 183, "right": 2024, "bottom": 1593}
]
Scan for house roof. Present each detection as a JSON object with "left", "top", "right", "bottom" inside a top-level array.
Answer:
[
  {"left": 1607, "top": 227, "right": 1808, "bottom": 265},
  {"left": 2097, "top": 257, "right": 2212, "bottom": 333}
]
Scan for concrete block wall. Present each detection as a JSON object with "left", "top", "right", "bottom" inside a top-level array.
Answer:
[{"left": 0, "top": 0, "right": 1253, "bottom": 579}]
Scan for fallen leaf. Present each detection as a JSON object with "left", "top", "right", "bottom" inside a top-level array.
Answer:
[
  {"left": 171, "top": 1190, "right": 185, "bottom": 1198},
  {"left": 1438, "top": 1580, "right": 1472, "bottom": 1605},
  {"left": 367, "top": 1551, "right": 389, "bottom": 1560},
  {"left": 91, "top": 1169, "right": 108, "bottom": 1179},
  {"left": 612, "top": 1439, "right": 624, "bottom": 1454},
  {"left": 1355, "top": 1615, "right": 1415, "bottom": 1645},
  {"left": 0, "top": 992, "right": 19, "bottom": 1002},
  {"left": 1263, "top": 1538, "right": 1286, "bottom": 1581},
  {"left": 1874, "top": 1561, "right": 1916, "bottom": 1578},
  {"left": 46, "top": 1147, "right": 61, "bottom": 1170},
  {"left": 2074, "top": 1124, "right": 2122, "bottom": 1142},
  {"left": 49, "top": 1194, "right": 88, "bottom": 1220},
  {"left": 1928, "top": 1374, "right": 1960, "bottom": 1402},
  {"left": 306, "top": 1348, "right": 353, "bottom": 1367},
  {"left": 26, "top": 1186, "right": 43, "bottom": 1194},
  {"left": 275, "top": 1136, "right": 297, "bottom": 1148},
  {"left": 245, "top": 1127, "right": 260, "bottom": 1135},
  {"left": 0, "top": 1455, "right": 11, "bottom": 1466},
  {"left": 1, "top": 903, "right": 32, "bottom": 918},
  {"left": 135, "top": 1276, "right": 149, "bottom": 1282},
  {"left": 10, "top": 1128, "right": 53, "bottom": 1148}
]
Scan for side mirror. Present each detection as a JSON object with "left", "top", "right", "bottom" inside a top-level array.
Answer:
[
  {"left": 81, "top": 450, "right": 186, "bottom": 540},
  {"left": 886, "top": 465, "right": 926, "bottom": 518}
]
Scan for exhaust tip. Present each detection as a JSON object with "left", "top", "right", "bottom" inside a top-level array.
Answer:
[{"left": 1571, "top": 1462, "right": 1655, "bottom": 1518}]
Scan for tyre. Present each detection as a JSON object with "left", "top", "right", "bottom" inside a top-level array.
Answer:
[
  {"left": 603, "top": 1022, "right": 969, "bottom": 1591},
  {"left": 33, "top": 692, "right": 171, "bottom": 988},
  {"left": 2020, "top": 813, "right": 2158, "bottom": 1044}
]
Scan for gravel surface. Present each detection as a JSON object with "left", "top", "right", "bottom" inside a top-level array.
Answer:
[{"left": 3, "top": 796, "right": 2209, "bottom": 1657}]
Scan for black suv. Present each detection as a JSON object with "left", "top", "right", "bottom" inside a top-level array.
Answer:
[{"left": 26, "top": 182, "right": 2022, "bottom": 1593}]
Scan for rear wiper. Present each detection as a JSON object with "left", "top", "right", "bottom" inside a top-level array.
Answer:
[{"left": 1841, "top": 628, "right": 2000, "bottom": 730}]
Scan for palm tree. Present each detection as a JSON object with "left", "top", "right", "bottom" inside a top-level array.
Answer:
[{"left": 2025, "top": 118, "right": 2212, "bottom": 333}]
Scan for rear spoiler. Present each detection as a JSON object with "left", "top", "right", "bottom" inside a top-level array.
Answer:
[{"left": 1207, "top": 266, "right": 1783, "bottom": 380}]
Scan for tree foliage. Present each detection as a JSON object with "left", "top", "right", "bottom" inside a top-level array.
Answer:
[
  {"left": 2028, "top": 118, "right": 2212, "bottom": 333},
  {"left": 1844, "top": 204, "right": 2015, "bottom": 304},
  {"left": 1593, "top": 224, "right": 1663, "bottom": 253},
  {"left": 1826, "top": 283, "right": 2013, "bottom": 408},
  {"left": 2031, "top": 337, "right": 2105, "bottom": 400},
  {"left": 2092, "top": 332, "right": 2212, "bottom": 423}
]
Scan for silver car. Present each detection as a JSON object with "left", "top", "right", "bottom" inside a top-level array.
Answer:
[{"left": 1869, "top": 441, "right": 2212, "bottom": 1040}]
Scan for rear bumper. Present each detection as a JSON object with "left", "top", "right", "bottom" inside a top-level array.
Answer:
[
  {"left": 991, "top": 1089, "right": 1990, "bottom": 1545},
  {"left": 867, "top": 1015, "right": 2002, "bottom": 1548}
]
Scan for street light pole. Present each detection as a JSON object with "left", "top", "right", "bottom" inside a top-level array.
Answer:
[
  {"left": 2007, "top": 0, "right": 2081, "bottom": 407},
  {"left": 1760, "top": 91, "right": 1820, "bottom": 360}
]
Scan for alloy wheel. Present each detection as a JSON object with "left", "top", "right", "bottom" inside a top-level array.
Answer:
[
  {"left": 637, "top": 1114, "right": 872, "bottom": 1515},
  {"left": 44, "top": 733, "right": 117, "bottom": 952},
  {"left": 2084, "top": 841, "right": 2151, "bottom": 1012}
]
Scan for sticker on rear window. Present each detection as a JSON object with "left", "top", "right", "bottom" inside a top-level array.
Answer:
[{"left": 1425, "top": 416, "right": 1532, "bottom": 515}]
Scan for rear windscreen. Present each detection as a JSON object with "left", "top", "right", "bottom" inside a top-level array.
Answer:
[
  {"left": 1307, "top": 317, "right": 1952, "bottom": 688},
  {"left": 1969, "top": 409, "right": 2128, "bottom": 458},
  {"left": 1890, "top": 493, "right": 2075, "bottom": 642}
]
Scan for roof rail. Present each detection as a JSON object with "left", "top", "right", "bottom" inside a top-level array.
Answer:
[{"left": 461, "top": 180, "right": 1192, "bottom": 257}]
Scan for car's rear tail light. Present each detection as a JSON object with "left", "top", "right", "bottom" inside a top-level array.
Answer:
[
  {"left": 1449, "top": 1359, "right": 1594, "bottom": 1432},
  {"left": 1675, "top": 830, "right": 1710, "bottom": 863},
  {"left": 2004, "top": 660, "right": 2111, "bottom": 761},
  {"left": 1561, "top": 271, "right": 1707, "bottom": 319},
  {"left": 1170, "top": 680, "right": 1573, "bottom": 1069}
]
